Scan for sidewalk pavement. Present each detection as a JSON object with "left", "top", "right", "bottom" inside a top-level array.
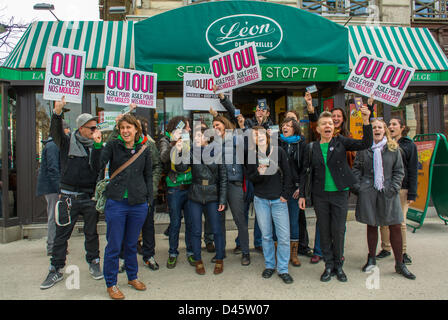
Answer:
[{"left": 0, "top": 208, "right": 447, "bottom": 300}]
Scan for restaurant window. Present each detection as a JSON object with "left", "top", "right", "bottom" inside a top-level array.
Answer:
[
  {"left": 36, "top": 94, "right": 82, "bottom": 163},
  {"left": 6, "top": 92, "right": 17, "bottom": 218},
  {"left": 391, "top": 92, "right": 429, "bottom": 138}
]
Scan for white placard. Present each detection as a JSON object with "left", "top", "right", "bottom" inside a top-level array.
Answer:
[
  {"left": 345, "top": 53, "right": 415, "bottom": 107},
  {"left": 105, "top": 66, "right": 157, "bottom": 109},
  {"left": 183, "top": 73, "right": 232, "bottom": 111},
  {"left": 209, "top": 42, "right": 262, "bottom": 93},
  {"left": 44, "top": 46, "right": 86, "bottom": 104}
]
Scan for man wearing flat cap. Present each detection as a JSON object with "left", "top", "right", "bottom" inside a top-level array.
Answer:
[{"left": 40, "top": 96, "right": 104, "bottom": 290}]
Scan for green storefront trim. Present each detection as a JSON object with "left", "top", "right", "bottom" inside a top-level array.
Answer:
[{"left": 1, "top": 67, "right": 448, "bottom": 84}]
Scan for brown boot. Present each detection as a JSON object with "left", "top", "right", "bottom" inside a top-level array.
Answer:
[
  {"left": 107, "top": 285, "right": 125, "bottom": 300},
  {"left": 195, "top": 260, "right": 206, "bottom": 275},
  {"left": 290, "top": 241, "right": 301, "bottom": 267},
  {"left": 214, "top": 260, "right": 224, "bottom": 275}
]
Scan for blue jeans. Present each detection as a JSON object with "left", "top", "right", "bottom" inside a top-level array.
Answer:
[
  {"left": 167, "top": 187, "right": 193, "bottom": 257},
  {"left": 254, "top": 196, "right": 290, "bottom": 274},
  {"left": 103, "top": 199, "right": 148, "bottom": 287},
  {"left": 273, "top": 198, "right": 299, "bottom": 242},
  {"left": 313, "top": 225, "right": 322, "bottom": 257},
  {"left": 189, "top": 200, "right": 225, "bottom": 261}
]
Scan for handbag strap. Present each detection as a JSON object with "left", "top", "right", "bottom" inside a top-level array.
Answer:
[{"left": 110, "top": 144, "right": 147, "bottom": 180}]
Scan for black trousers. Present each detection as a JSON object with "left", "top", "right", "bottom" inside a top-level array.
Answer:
[
  {"left": 313, "top": 190, "right": 349, "bottom": 270},
  {"left": 298, "top": 208, "right": 310, "bottom": 251},
  {"left": 51, "top": 195, "right": 100, "bottom": 270}
]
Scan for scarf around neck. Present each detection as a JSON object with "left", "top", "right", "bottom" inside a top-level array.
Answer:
[
  {"left": 280, "top": 134, "right": 301, "bottom": 144},
  {"left": 371, "top": 137, "right": 387, "bottom": 191},
  {"left": 69, "top": 130, "right": 94, "bottom": 157}
]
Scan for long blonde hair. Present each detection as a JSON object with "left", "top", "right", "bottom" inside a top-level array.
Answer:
[{"left": 371, "top": 119, "right": 398, "bottom": 151}]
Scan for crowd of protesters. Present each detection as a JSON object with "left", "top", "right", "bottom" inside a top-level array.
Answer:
[{"left": 37, "top": 87, "right": 418, "bottom": 299}]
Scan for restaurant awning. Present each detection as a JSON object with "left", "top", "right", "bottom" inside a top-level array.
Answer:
[
  {"left": 348, "top": 25, "right": 448, "bottom": 71},
  {"left": 2, "top": 21, "right": 135, "bottom": 69}
]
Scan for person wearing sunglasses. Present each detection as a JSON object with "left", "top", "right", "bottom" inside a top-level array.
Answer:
[{"left": 40, "top": 96, "right": 104, "bottom": 290}]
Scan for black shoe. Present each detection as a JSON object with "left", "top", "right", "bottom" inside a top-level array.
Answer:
[
  {"left": 320, "top": 268, "right": 333, "bottom": 282},
  {"left": 298, "top": 247, "right": 313, "bottom": 258},
  {"left": 262, "top": 268, "right": 275, "bottom": 279},
  {"left": 278, "top": 273, "right": 294, "bottom": 284},
  {"left": 211, "top": 254, "right": 226, "bottom": 263},
  {"left": 144, "top": 256, "right": 159, "bottom": 271},
  {"left": 334, "top": 267, "right": 347, "bottom": 282},
  {"left": 233, "top": 246, "right": 242, "bottom": 255},
  {"left": 395, "top": 262, "right": 416, "bottom": 280},
  {"left": 376, "top": 250, "right": 391, "bottom": 259},
  {"left": 362, "top": 255, "right": 376, "bottom": 272},
  {"left": 241, "top": 253, "right": 250, "bottom": 266},
  {"left": 403, "top": 253, "right": 412, "bottom": 265}
]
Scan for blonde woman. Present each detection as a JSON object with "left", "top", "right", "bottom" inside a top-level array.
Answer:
[{"left": 352, "top": 119, "right": 415, "bottom": 280}]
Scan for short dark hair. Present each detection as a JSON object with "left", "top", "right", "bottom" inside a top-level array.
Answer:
[
  {"left": 281, "top": 117, "right": 301, "bottom": 136},
  {"left": 390, "top": 116, "right": 410, "bottom": 137}
]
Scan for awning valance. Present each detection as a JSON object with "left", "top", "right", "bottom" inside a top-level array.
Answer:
[
  {"left": 348, "top": 25, "right": 448, "bottom": 71},
  {"left": 2, "top": 21, "right": 135, "bottom": 69}
]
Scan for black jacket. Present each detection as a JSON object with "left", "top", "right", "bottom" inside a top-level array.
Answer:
[
  {"left": 36, "top": 137, "right": 60, "bottom": 196},
  {"left": 175, "top": 143, "right": 228, "bottom": 205},
  {"left": 98, "top": 139, "right": 153, "bottom": 205},
  {"left": 246, "top": 146, "right": 294, "bottom": 200},
  {"left": 279, "top": 136, "right": 306, "bottom": 188},
  {"left": 398, "top": 137, "right": 418, "bottom": 201},
  {"left": 50, "top": 113, "right": 102, "bottom": 194},
  {"left": 299, "top": 124, "right": 373, "bottom": 198}
]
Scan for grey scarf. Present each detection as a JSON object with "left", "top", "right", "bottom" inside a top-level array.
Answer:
[{"left": 69, "top": 130, "right": 94, "bottom": 158}]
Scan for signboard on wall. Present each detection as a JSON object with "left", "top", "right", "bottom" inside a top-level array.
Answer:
[
  {"left": 345, "top": 54, "right": 415, "bottom": 107},
  {"left": 182, "top": 73, "right": 232, "bottom": 111},
  {"left": 44, "top": 46, "right": 86, "bottom": 104},
  {"left": 105, "top": 66, "right": 157, "bottom": 108}
]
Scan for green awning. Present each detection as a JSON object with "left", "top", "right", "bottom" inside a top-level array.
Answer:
[
  {"left": 348, "top": 25, "right": 448, "bottom": 71},
  {"left": 2, "top": 21, "right": 135, "bottom": 69}
]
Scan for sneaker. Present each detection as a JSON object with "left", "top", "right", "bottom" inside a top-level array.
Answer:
[
  {"left": 40, "top": 267, "right": 63, "bottom": 290},
  {"left": 403, "top": 253, "right": 412, "bottom": 265},
  {"left": 233, "top": 246, "right": 242, "bottom": 255},
  {"left": 118, "top": 259, "right": 126, "bottom": 273},
  {"left": 278, "top": 273, "right": 294, "bottom": 284},
  {"left": 205, "top": 243, "right": 215, "bottom": 253},
  {"left": 187, "top": 255, "right": 196, "bottom": 267},
  {"left": 376, "top": 249, "right": 391, "bottom": 259},
  {"left": 211, "top": 254, "right": 226, "bottom": 263},
  {"left": 144, "top": 256, "right": 159, "bottom": 271},
  {"left": 167, "top": 256, "right": 177, "bottom": 269},
  {"left": 262, "top": 268, "right": 275, "bottom": 279},
  {"left": 89, "top": 258, "right": 104, "bottom": 280},
  {"left": 310, "top": 255, "right": 322, "bottom": 264},
  {"left": 298, "top": 247, "right": 313, "bottom": 257}
]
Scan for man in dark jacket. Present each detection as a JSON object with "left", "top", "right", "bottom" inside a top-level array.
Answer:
[
  {"left": 40, "top": 97, "right": 104, "bottom": 290},
  {"left": 36, "top": 137, "right": 60, "bottom": 256}
]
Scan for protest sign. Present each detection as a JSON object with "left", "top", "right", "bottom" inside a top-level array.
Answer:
[
  {"left": 345, "top": 54, "right": 414, "bottom": 107},
  {"left": 105, "top": 66, "right": 157, "bottom": 108},
  {"left": 209, "top": 42, "right": 261, "bottom": 93},
  {"left": 44, "top": 46, "right": 86, "bottom": 104},
  {"left": 349, "top": 103, "right": 377, "bottom": 139},
  {"left": 97, "top": 111, "right": 121, "bottom": 131},
  {"left": 183, "top": 73, "right": 232, "bottom": 111}
]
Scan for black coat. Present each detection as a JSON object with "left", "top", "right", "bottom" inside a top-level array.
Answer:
[
  {"left": 98, "top": 139, "right": 153, "bottom": 205},
  {"left": 175, "top": 143, "right": 228, "bottom": 205},
  {"left": 50, "top": 113, "right": 102, "bottom": 194},
  {"left": 279, "top": 136, "right": 306, "bottom": 188},
  {"left": 299, "top": 124, "right": 373, "bottom": 198},
  {"left": 36, "top": 137, "right": 60, "bottom": 196},
  {"left": 398, "top": 137, "right": 418, "bottom": 201}
]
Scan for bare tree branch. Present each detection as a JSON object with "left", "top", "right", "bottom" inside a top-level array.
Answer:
[{"left": 0, "top": 10, "right": 31, "bottom": 65}]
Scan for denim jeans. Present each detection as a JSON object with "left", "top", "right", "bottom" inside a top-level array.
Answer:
[
  {"left": 45, "top": 193, "right": 59, "bottom": 253},
  {"left": 254, "top": 196, "right": 290, "bottom": 274},
  {"left": 167, "top": 187, "right": 193, "bottom": 257},
  {"left": 273, "top": 198, "right": 299, "bottom": 242},
  {"left": 103, "top": 199, "right": 148, "bottom": 287},
  {"left": 313, "top": 224, "right": 322, "bottom": 257},
  {"left": 236, "top": 180, "right": 262, "bottom": 248},
  {"left": 189, "top": 200, "right": 225, "bottom": 261}
]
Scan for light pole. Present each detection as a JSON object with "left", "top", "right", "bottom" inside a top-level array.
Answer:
[{"left": 33, "top": 3, "right": 61, "bottom": 21}]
